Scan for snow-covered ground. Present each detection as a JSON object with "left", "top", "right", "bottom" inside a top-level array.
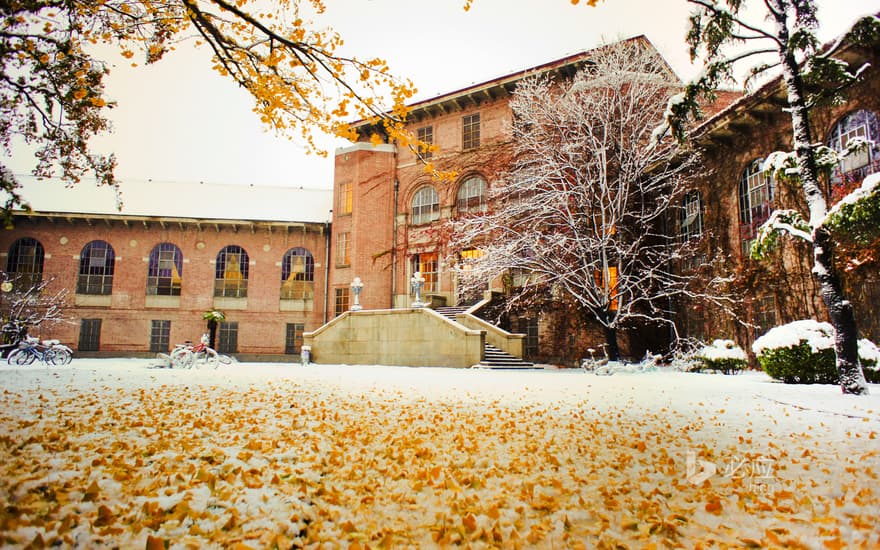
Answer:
[{"left": 1, "top": 359, "right": 878, "bottom": 548}]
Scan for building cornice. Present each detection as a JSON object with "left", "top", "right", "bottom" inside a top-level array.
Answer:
[{"left": 10, "top": 211, "right": 329, "bottom": 234}]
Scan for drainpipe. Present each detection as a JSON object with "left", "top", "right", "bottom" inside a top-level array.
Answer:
[
  {"left": 391, "top": 176, "right": 399, "bottom": 309},
  {"left": 323, "top": 218, "right": 331, "bottom": 323}
]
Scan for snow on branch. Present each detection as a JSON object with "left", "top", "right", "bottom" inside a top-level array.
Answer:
[
  {"left": 751, "top": 209, "right": 812, "bottom": 260},
  {"left": 823, "top": 172, "right": 880, "bottom": 236}
]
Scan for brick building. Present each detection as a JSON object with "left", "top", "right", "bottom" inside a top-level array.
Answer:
[
  {"left": 1, "top": 180, "right": 332, "bottom": 358},
  {"left": 331, "top": 34, "right": 880, "bottom": 363},
  {"left": 4, "top": 34, "right": 878, "bottom": 362}
]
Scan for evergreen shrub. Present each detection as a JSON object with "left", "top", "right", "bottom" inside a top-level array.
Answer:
[
  {"left": 753, "top": 320, "right": 880, "bottom": 384},
  {"left": 698, "top": 339, "right": 748, "bottom": 374}
]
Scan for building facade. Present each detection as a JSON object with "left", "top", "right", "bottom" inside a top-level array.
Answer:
[
  {"left": 3, "top": 33, "right": 878, "bottom": 362},
  {"left": 1, "top": 181, "right": 332, "bottom": 358},
  {"left": 331, "top": 34, "right": 880, "bottom": 363}
]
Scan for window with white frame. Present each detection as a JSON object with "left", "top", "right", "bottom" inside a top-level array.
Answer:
[
  {"left": 6, "top": 237, "right": 44, "bottom": 291},
  {"left": 462, "top": 113, "right": 480, "bottom": 150},
  {"left": 411, "top": 186, "right": 440, "bottom": 225},
  {"left": 281, "top": 247, "right": 314, "bottom": 299},
  {"left": 147, "top": 243, "right": 182, "bottom": 296},
  {"left": 214, "top": 245, "right": 249, "bottom": 298},
  {"left": 457, "top": 175, "right": 488, "bottom": 214},
  {"left": 78, "top": 240, "right": 115, "bottom": 295},
  {"left": 826, "top": 109, "right": 880, "bottom": 191},
  {"left": 680, "top": 191, "right": 703, "bottom": 241},
  {"left": 411, "top": 252, "right": 439, "bottom": 293},
  {"left": 738, "top": 159, "right": 774, "bottom": 256},
  {"left": 417, "top": 125, "right": 434, "bottom": 159}
]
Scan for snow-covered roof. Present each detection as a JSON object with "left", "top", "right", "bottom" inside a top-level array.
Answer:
[{"left": 10, "top": 176, "right": 333, "bottom": 224}]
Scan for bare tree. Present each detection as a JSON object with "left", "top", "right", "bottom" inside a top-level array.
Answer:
[
  {"left": 0, "top": 273, "right": 69, "bottom": 346},
  {"left": 451, "top": 40, "right": 734, "bottom": 361}
]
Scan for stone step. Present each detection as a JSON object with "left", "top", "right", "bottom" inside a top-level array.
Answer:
[{"left": 480, "top": 343, "right": 535, "bottom": 369}]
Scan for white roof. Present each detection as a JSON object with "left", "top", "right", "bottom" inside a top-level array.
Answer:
[{"left": 10, "top": 176, "right": 333, "bottom": 224}]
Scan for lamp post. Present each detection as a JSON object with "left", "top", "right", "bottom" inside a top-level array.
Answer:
[
  {"left": 411, "top": 271, "right": 426, "bottom": 308},
  {"left": 350, "top": 277, "right": 363, "bottom": 311}
]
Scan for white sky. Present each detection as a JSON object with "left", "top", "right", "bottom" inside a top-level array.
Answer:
[{"left": 8, "top": 0, "right": 877, "bottom": 193}]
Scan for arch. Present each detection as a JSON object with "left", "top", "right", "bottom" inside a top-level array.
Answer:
[
  {"left": 215, "top": 245, "right": 249, "bottom": 298},
  {"left": 147, "top": 243, "right": 183, "bottom": 296},
  {"left": 457, "top": 174, "right": 488, "bottom": 214},
  {"left": 78, "top": 240, "right": 115, "bottom": 295},
  {"left": 281, "top": 247, "right": 315, "bottom": 300},
  {"left": 6, "top": 237, "right": 44, "bottom": 290},
  {"left": 410, "top": 185, "right": 440, "bottom": 225}
]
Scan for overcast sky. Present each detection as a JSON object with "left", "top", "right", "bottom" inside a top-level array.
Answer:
[{"left": 8, "top": 0, "right": 877, "bottom": 193}]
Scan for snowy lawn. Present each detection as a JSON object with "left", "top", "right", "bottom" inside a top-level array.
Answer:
[{"left": 1, "top": 359, "right": 878, "bottom": 549}]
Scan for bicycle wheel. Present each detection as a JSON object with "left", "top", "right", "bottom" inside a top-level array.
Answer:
[
  {"left": 170, "top": 348, "right": 193, "bottom": 369},
  {"left": 199, "top": 348, "right": 220, "bottom": 369},
  {"left": 8, "top": 349, "right": 35, "bottom": 366},
  {"left": 218, "top": 353, "right": 234, "bottom": 365},
  {"left": 47, "top": 349, "right": 70, "bottom": 366}
]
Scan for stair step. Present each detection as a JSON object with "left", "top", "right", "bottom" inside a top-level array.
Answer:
[{"left": 480, "top": 343, "right": 535, "bottom": 369}]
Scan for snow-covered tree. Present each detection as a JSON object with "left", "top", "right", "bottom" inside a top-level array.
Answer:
[
  {"left": 669, "top": 1, "right": 880, "bottom": 394},
  {"left": 0, "top": 273, "right": 69, "bottom": 343},
  {"left": 450, "top": 39, "right": 735, "bottom": 361}
]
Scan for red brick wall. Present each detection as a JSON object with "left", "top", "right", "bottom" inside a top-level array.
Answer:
[{"left": 0, "top": 217, "right": 329, "bottom": 356}]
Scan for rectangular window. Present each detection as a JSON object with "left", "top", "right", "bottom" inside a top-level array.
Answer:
[
  {"left": 150, "top": 320, "right": 171, "bottom": 353},
  {"left": 217, "top": 321, "right": 238, "bottom": 354},
  {"left": 417, "top": 125, "right": 434, "bottom": 159},
  {"left": 593, "top": 266, "right": 619, "bottom": 311},
  {"left": 515, "top": 317, "right": 539, "bottom": 358},
  {"left": 285, "top": 323, "right": 305, "bottom": 354},
  {"left": 334, "top": 287, "right": 350, "bottom": 316},
  {"left": 338, "top": 182, "right": 353, "bottom": 215},
  {"left": 78, "top": 319, "right": 102, "bottom": 352},
  {"left": 336, "top": 232, "right": 351, "bottom": 266},
  {"left": 462, "top": 113, "right": 480, "bottom": 150},
  {"left": 753, "top": 295, "right": 777, "bottom": 340},
  {"left": 411, "top": 252, "right": 439, "bottom": 293}
]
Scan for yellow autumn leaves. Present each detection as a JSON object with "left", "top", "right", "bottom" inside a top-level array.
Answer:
[{"left": 0, "top": 366, "right": 878, "bottom": 548}]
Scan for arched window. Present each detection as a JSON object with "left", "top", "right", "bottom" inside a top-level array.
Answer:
[
  {"left": 78, "top": 240, "right": 115, "bottom": 295},
  {"left": 411, "top": 185, "right": 440, "bottom": 225},
  {"left": 147, "top": 243, "right": 182, "bottom": 296},
  {"left": 826, "top": 109, "right": 880, "bottom": 195},
  {"left": 680, "top": 191, "right": 703, "bottom": 241},
  {"left": 6, "top": 237, "right": 44, "bottom": 290},
  {"left": 281, "top": 247, "right": 314, "bottom": 300},
  {"left": 215, "top": 245, "right": 249, "bottom": 298},
  {"left": 457, "top": 175, "right": 488, "bottom": 214},
  {"left": 739, "top": 159, "right": 773, "bottom": 256}
]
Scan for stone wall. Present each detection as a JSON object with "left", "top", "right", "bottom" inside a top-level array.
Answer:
[{"left": 304, "top": 308, "right": 484, "bottom": 368}]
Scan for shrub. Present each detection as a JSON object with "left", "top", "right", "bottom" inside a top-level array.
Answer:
[
  {"left": 860, "top": 338, "right": 880, "bottom": 383},
  {"left": 698, "top": 339, "right": 748, "bottom": 374},
  {"left": 753, "top": 320, "right": 880, "bottom": 384}
]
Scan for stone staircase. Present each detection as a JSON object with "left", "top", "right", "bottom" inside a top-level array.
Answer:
[{"left": 434, "top": 306, "right": 535, "bottom": 369}]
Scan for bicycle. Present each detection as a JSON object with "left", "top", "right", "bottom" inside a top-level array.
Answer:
[
  {"left": 169, "top": 335, "right": 233, "bottom": 369},
  {"left": 7, "top": 337, "right": 66, "bottom": 366}
]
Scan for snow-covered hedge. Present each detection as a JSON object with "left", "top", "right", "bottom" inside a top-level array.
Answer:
[
  {"left": 753, "top": 320, "right": 879, "bottom": 384},
  {"left": 698, "top": 339, "right": 748, "bottom": 374}
]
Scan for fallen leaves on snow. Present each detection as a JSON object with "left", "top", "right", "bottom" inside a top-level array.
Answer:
[{"left": 0, "top": 366, "right": 878, "bottom": 549}]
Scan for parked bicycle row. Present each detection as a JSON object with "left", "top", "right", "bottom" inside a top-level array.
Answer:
[{"left": 5, "top": 336, "right": 74, "bottom": 366}]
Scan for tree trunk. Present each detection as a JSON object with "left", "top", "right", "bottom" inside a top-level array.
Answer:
[
  {"left": 602, "top": 324, "right": 621, "bottom": 362},
  {"left": 207, "top": 319, "right": 218, "bottom": 350},
  {"left": 771, "top": 4, "right": 867, "bottom": 394}
]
